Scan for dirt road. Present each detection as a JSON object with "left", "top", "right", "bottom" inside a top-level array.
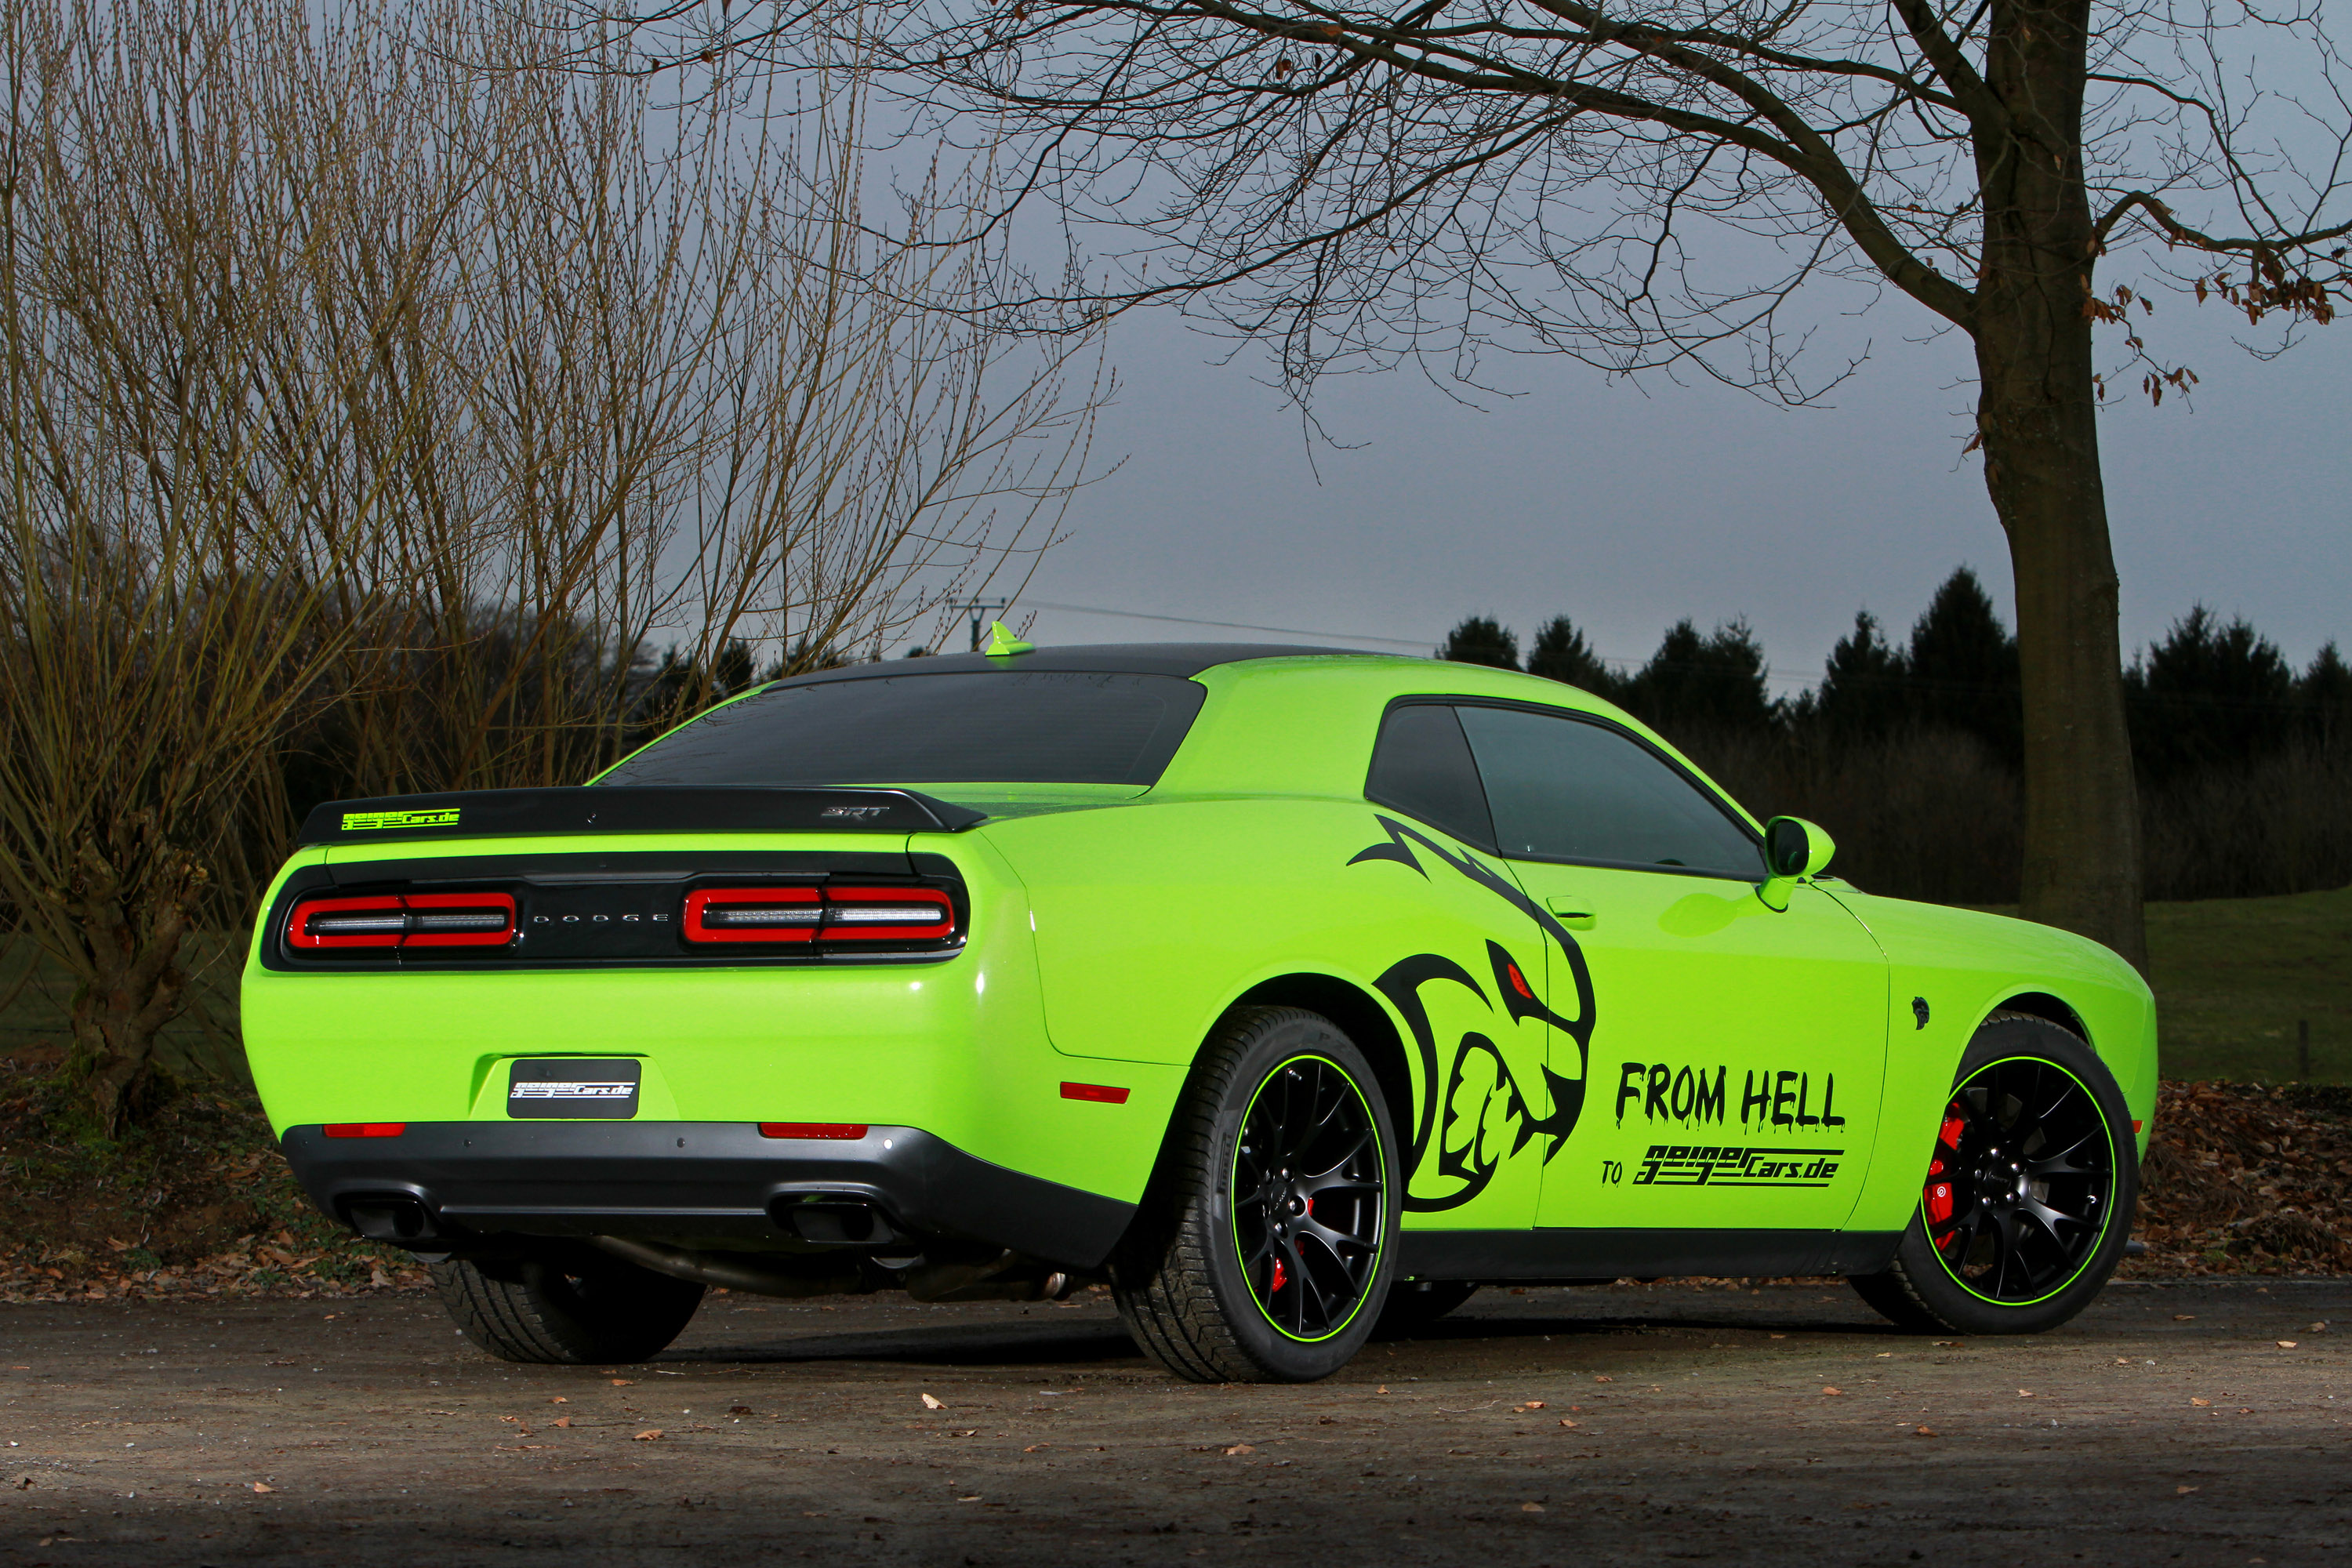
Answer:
[{"left": 4, "top": 1278, "right": 2347, "bottom": 1565}]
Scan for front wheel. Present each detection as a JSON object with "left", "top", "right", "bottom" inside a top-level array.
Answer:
[
  {"left": 1849, "top": 1013, "right": 2138, "bottom": 1335},
  {"left": 1111, "top": 1007, "right": 1400, "bottom": 1382}
]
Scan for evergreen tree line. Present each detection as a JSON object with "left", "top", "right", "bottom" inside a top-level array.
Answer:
[{"left": 1439, "top": 568, "right": 2351, "bottom": 904}]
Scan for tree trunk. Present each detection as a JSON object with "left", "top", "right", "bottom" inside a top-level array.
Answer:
[
  {"left": 59, "top": 833, "right": 197, "bottom": 1134},
  {"left": 1972, "top": 0, "right": 2149, "bottom": 974}
]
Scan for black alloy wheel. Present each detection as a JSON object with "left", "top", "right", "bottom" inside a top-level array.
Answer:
[
  {"left": 1110, "top": 1006, "right": 1402, "bottom": 1382},
  {"left": 1232, "top": 1054, "right": 1388, "bottom": 1341},
  {"left": 1849, "top": 1012, "right": 2137, "bottom": 1336},
  {"left": 1924, "top": 1055, "right": 2116, "bottom": 1301}
]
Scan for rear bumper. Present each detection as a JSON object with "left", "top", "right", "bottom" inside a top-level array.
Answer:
[{"left": 280, "top": 1122, "right": 1136, "bottom": 1270}]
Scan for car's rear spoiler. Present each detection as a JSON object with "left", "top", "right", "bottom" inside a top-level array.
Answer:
[{"left": 296, "top": 786, "right": 987, "bottom": 848}]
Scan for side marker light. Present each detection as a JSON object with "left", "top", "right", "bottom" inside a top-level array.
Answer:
[
  {"left": 323, "top": 1123, "right": 407, "bottom": 1138},
  {"left": 758, "top": 1123, "right": 869, "bottom": 1141},
  {"left": 1060, "top": 1082, "right": 1130, "bottom": 1105}
]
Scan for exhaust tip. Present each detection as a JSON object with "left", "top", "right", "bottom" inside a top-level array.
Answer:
[{"left": 343, "top": 1196, "right": 436, "bottom": 1243}]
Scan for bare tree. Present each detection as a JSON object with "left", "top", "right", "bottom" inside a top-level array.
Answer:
[
  {"left": 310, "top": 20, "right": 1104, "bottom": 800},
  {"left": 619, "top": 0, "right": 2350, "bottom": 967},
  {"left": 0, "top": 0, "right": 470, "bottom": 1127},
  {"left": 0, "top": 0, "right": 1102, "bottom": 1127}
]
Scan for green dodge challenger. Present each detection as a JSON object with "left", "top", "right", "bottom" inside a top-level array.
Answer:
[{"left": 243, "top": 641, "right": 2156, "bottom": 1381}]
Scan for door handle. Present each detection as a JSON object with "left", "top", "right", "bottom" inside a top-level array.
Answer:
[{"left": 1544, "top": 897, "right": 1598, "bottom": 930}]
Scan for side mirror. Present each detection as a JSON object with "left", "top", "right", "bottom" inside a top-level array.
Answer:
[{"left": 1758, "top": 816, "right": 1835, "bottom": 911}]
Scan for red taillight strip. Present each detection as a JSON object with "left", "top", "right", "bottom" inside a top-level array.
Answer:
[
  {"left": 684, "top": 886, "right": 822, "bottom": 944},
  {"left": 679, "top": 884, "right": 956, "bottom": 946},
  {"left": 323, "top": 1122, "right": 407, "bottom": 1138},
  {"left": 758, "top": 1123, "right": 869, "bottom": 1140},
  {"left": 289, "top": 895, "right": 407, "bottom": 949},
  {"left": 289, "top": 893, "right": 514, "bottom": 951},
  {"left": 822, "top": 886, "right": 955, "bottom": 943}
]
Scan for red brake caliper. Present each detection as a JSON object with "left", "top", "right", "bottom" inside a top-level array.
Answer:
[
  {"left": 1270, "top": 1258, "right": 1290, "bottom": 1294},
  {"left": 1924, "top": 1106, "right": 1965, "bottom": 1232}
]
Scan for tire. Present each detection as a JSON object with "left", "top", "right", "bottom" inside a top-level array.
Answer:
[
  {"left": 1374, "top": 1279, "right": 1479, "bottom": 1339},
  {"left": 432, "top": 1245, "right": 706, "bottom": 1365},
  {"left": 1110, "top": 1006, "right": 1402, "bottom": 1383},
  {"left": 1849, "top": 1012, "right": 2137, "bottom": 1335}
]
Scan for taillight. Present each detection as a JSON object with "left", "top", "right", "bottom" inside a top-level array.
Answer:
[
  {"left": 681, "top": 884, "right": 955, "bottom": 947},
  {"left": 401, "top": 892, "right": 521, "bottom": 947},
  {"left": 288, "top": 892, "right": 516, "bottom": 952},
  {"left": 821, "top": 886, "right": 954, "bottom": 943},
  {"left": 324, "top": 1122, "right": 407, "bottom": 1138},
  {"left": 684, "top": 886, "right": 822, "bottom": 944},
  {"left": 759, "top": 1123, "right": 869, "bottom": 1140}
]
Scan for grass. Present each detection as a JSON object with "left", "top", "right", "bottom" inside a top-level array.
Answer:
[
  {"left": 2143, "top": 884, "right": 2352, "bottom": 1084},
  {"left": 0, "top": 930, "right": 248, "bottom": 1083}
]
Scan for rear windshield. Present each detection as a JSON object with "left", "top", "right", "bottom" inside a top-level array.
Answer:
[{"left": 597, "top": 671, "right": 1208, "bottom": 789}]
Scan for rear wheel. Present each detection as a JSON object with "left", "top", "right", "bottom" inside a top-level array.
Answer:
[
  {"left": 1849, "top": 1013, "right": 2136, "bottom": 1335},
  {"left": 432, "top": 1246, "right": 706, "bottom": 1364},
  {"left": 1111, "top": 1007, "right": 1399, "bottom": 1382}
]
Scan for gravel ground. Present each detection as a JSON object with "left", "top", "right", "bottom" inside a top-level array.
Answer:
[{"left": 3, "top": 1278, "right": 2347, "bottom": 1566}]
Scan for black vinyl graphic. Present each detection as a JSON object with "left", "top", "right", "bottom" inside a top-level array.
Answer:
[{"left": 1350, "top": 815, "right": 1597, "bottom": 1212}]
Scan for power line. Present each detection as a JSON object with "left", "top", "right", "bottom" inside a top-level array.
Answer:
[{"left": 1018, "top": 599, "right": 1436, "bottom": 650}]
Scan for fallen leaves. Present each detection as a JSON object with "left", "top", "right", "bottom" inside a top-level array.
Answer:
[
  {"left": 1915, "top": 1426, "right": 1937, "bottom": 1438},
  {"left": 610, "top": 1379, "right": 634, "bottom": 1388},
  {"left": 250, "top": 1482, "right": 275, "bottom": 1494},
  {"left": 2177, "top": 1485, "right": 2200, "bottom": 1495},
  {"left": 2190, "top": 1398, "right": 2212, "bottom": 1407},
  {"left": 1821, "top": 1387, "right": 1844, "bottom": 1396},
  {"left": 633, "top": 1429, "right": 663, "bottom": 1442},
  {"left": 920, "top": 1393, "right": 946, "bottom": 1411},
  {"left": 2278, "top": 1341, "right": 2299, "bottom": 1348},
  {"left": 1557, "top": 1417, "right": 1579, "bottom": 1429},
  {"left": 1593, "top": 1375, "right": 1613, "bottom": 1383},
  {"left": 1521, "top": 1501, "right": 1546, "bottom": 1513},
  {"left": 552, "top": 1417, "right": 572, "bottom": 1429},
  {"left": 1225, "top": 1443, "right": 1255, "bottom": 1457}
]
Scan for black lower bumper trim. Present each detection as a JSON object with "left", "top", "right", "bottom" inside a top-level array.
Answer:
[
  {"left": 1397, "top": 1227, "right": 1903, "bottom": 1282},
  {"left": 281, "top": 1122, "right": 1135, "bottom": 1270}
]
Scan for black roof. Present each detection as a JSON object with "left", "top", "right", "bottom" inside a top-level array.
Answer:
[{"left": 768, "top": 642, "right": 1390, "bottom": 687}]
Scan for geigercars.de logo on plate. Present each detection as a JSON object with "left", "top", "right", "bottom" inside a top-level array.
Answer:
[{"left": 509, "top": 1080, "right": 635, "bottom": 1100}]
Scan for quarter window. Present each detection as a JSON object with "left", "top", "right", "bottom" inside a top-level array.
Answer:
[
  {"left": 1454, "top": 705, "right": 1763, "bottom": 877},
  {"left": 1363, "top": 702, "right": 1495, "bottom": 847}
]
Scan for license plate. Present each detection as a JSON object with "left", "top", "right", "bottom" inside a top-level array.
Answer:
[{"left": 506, "top": 1058, "right": 641, "bottom": 1119}]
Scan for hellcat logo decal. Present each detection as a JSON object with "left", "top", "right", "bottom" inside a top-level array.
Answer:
[{"left": 1349, "top": 815, "right": 1596, "bottom": 1213}]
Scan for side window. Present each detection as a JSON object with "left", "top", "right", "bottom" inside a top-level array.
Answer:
[
  {"left": 1364, "top": 702, "right": 1494, "bottom": 847},
  {"left": 1454, "top": 705, "right": 1765, "bottom": 878}
]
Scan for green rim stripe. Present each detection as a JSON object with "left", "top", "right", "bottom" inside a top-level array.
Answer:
[
  {"left": 1230, "top": 1052, "right": 1387, "bottom": 1345},
  {"left": 1924, "top": 1054, "right": 2118, "bottom": 1308}
]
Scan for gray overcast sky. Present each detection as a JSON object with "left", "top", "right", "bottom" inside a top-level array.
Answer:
[{"left": 980, "top": 289, "right": 2347, "bottom": 695}]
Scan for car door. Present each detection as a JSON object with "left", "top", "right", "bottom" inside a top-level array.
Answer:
[
  {"left": 1351, "top": 701, "right": 1577, "bottom": 1235},
  {"left": 1443, "top": 702, "right": 1890, "bottom": 1235}
]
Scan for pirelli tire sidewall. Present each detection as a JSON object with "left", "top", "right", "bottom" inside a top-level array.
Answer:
[{"left": 1888, "top": 1014, "right": 2140, "bottom": 1336}]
